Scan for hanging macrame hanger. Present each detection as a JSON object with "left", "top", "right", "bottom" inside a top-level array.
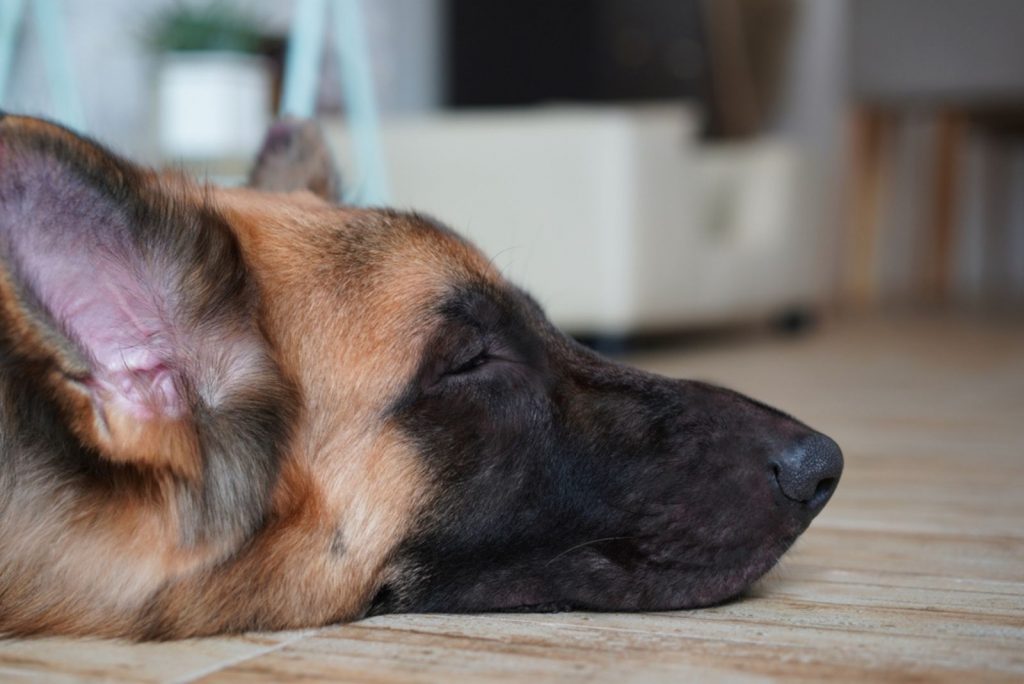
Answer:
[{"left": 280, "top": 0, "right": 389, "bottom": 207}]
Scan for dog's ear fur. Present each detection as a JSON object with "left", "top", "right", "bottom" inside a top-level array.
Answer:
[
  {"left": 248, "top": 117, "right": 342, "bottom": 201},
  {"left": 0, "top": 115, "right": 293, "bottom": 542}
]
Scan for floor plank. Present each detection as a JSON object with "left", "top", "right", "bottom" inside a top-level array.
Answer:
[
  {"left": 0, "top": 631, "right": 310, "bottom": 683},
  {"left": 2, "top": 313, "right": 1022, "bottom": 682}
]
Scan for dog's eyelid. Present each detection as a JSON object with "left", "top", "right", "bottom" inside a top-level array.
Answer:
[
  {"left": 445, "top": 334, "right": 492, "bottom": 372},
  {"left": 446, "top": 349, "right": 491, "bottom": 376},
  {"left": 440, "top": 334, "right": 524, "bottom": 379}
]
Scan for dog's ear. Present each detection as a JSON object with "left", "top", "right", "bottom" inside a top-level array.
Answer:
[
  {"left": 248, "top": 117, "right": 342, "bottom": 201},
  {"left": 0, "top": 115, "right": 291, "bottom": 540}
]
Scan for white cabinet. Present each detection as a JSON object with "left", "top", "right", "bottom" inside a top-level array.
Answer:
[{"left": 326, "top": 105, "right": 825, "bottom": 334}]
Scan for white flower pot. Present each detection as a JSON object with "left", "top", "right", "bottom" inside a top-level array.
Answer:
[{"left": 157, "top": 51, "right": 272, "bottom": 160}]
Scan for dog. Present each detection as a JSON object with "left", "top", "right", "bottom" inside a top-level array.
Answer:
[{"left": 0, "top": 113, "right": 842, "bottom": 639}]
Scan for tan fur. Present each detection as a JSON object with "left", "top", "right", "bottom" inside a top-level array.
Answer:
[
  {"left": 134, "top": 190, "right": 503, "bottom": 637},
  {"left": 0, "top": 115, "right": 503, "bottom": 637},
  {"left": 145, "top": 190, "right": 501, "bottom": 637}
]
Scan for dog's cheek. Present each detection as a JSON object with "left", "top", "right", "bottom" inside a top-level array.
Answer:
[{"left": 145, "top": 427, "right": 440, "bottom": 637}]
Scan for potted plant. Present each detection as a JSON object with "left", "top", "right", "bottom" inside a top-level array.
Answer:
[{"left": 146, "top": 2, "right": 274, "bottom": 161}]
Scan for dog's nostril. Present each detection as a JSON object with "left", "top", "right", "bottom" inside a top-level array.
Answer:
[
  {"left": 772, "top": 433, "right": 843, "bottom": 511},
  {"left": 807, "top": 476, "right": 838, "bottom": 509}
]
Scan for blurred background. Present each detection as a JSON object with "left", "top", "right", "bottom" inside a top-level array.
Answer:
[{"left": 3, "top": 0, "right": 1023, "bottom": 342}]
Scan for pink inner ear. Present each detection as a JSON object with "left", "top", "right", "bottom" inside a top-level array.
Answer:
[
  {"left": 73, "top": 297, "right": 186, "bottom": 423},
  {"left": 2, "top": 158, "right": 187, "bottom": 421}
]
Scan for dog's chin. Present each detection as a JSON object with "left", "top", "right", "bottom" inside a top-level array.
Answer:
[
  {"left": 586, "top": 531, "right": 804, "bottom": 613},
  {"left": 658, "top": 535, "right": 800, "bottom": 611},
  {"left": 388, "top": 534, "right": 802, "bottom": 618},
  {"left": 579, "top": 532, "right": 801, "bottom": 614}
]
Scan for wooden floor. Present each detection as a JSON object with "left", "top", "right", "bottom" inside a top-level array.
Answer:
[{"left": 1, "top": 313, "right": 1022, "bottom": 682}]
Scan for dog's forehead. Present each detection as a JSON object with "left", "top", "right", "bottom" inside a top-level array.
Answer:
[
  {"left": 217, "top": 187, "right": 498, "bottom": 297},
  {"left": 213, "top": 187, "right": 502, "bottom": 396}
]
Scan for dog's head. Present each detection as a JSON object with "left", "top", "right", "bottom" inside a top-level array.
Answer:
[{"left": 0, "top": 115, "right": 841, "bottom": 638}]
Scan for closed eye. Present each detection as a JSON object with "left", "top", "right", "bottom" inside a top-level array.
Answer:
[{"left": 446, "top": 349, "right": 491, "bottom": 376}]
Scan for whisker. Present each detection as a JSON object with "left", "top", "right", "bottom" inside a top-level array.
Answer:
[{"left": 544, "top": 536, "right": 636, "bottom": 567}]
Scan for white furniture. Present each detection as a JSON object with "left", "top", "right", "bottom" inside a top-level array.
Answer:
[{"left": 326, "top": 105, "right": 827, "bottom": 335}]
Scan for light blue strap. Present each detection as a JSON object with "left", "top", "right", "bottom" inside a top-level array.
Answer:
[
  {"left": 0, "top": 0, "right": 84, "bottom": 130},
  {"left": 281, "top": 0, "right": 389, "bottom": 206},
  {"left": 331, "top": 0, "right": 388, "bottom": 206},
  {"left": 280, "top": 0, "right": 327, "bottom": 119},
  {"left": 0, "top": 0, "right": 27, "bottom": 106},
  {"left": 32, "top": 0, "right": 84, "bottom": 130}
]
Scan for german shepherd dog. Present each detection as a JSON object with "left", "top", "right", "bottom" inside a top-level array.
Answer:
[{"left": 0, "top": 114, "right": 842, "bottom": 639}]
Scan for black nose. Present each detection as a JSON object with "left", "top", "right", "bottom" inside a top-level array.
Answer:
[{"left": 771, "top": 433, "right": 843, "bottom": 512}]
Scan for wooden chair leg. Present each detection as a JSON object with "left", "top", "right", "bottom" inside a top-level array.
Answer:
[
  {"left": 844, "top": 106, "right": 889, "bottom": 308},
  {"left": 927, "top": 109, "right": 966, "bottom": 302}
]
